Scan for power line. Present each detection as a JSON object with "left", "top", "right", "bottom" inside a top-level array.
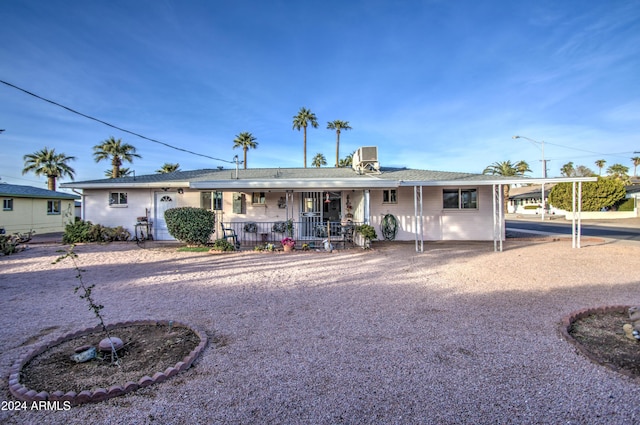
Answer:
[{"left": 0, "top": 79, "right": 234, "bottom": 164}]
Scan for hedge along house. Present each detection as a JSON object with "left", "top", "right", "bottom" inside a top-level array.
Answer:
[
  {"left": 0, "top": 183, "right": 80, "bottom": 234},
  {"left": 61, "top": 147, "right": 596, "bottom": 251}
]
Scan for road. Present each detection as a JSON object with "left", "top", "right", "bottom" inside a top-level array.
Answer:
[{"left": 506, "top": 217, "right": 640, "bottom": 242}]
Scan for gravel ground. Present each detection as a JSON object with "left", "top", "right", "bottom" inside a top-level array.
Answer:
[{"left": 1, "top": 238, "right": 639, "bottom": 424}]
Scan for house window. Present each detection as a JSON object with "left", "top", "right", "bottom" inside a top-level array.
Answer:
[
  {"left": 201, "top": 191, "right": 223, "bottom": 210},
  {"left": 109, "top": 192, "right": 128, "bottom": 206},
  {"left": 2, "top": 198, "right": 13, "bottom": 211},
  {"left": 252, "top": 192, "right": 266, "bottom": 205},
  {"left": 443, "top": 188, "right": 477, "bottom": 209},
  {"left": 47, "top": 200, "right": 61, "bottom": 215},
  {"left": 382, "top": 189, "right": 397, "bottom": 204}
]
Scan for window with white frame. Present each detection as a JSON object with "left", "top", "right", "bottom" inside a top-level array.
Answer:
[
  {"left": 47, "top": 200, "right": 61, "bottom": 215},
  {"left": 252, "top": 192, "right": 266, "bottom": 204},
  {"left": 109, "top": 192, "right": 128, "bottom": 206},
  {"left": 3, "top": 198, "right": 13, "bottom": 211},
  {"left": 201, "top": 191, "right": 223, "bottom": 210},
  {"left": 382, "top": 189, "right": 397, "bottom": 204},
  {"left": 443, "top": 188, "right": 477, "bottom": 209}
]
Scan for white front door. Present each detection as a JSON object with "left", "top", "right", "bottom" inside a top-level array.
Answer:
[{"left": 154, "top": 192, "right": 177, "bottom": 240}]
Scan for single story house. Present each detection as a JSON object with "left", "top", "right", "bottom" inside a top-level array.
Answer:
[
  {"left": 0, "top": 183, "right": 80, "bottom": 234},
  {"left": 61, "top": 147, "right": 596, "bottom": 251}
]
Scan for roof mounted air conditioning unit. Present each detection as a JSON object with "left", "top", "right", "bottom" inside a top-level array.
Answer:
[{"left": 352, "top": 146, "right": 380, "bottom": 174}]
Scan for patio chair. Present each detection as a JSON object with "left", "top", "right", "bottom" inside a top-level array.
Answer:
[{"left": 220, "top": 223, "right": 240, "bottom": 249}]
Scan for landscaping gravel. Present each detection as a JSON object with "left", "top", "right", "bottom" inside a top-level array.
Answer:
[{"left": 1, "top": 238, "right": 639, "bottom": 424}]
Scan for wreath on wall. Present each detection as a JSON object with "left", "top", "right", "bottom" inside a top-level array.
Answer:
[{"left": 243, "top": 222, "right": 258, "bottom": 233}]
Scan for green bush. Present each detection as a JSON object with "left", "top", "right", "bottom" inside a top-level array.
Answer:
[
  {"left": 164, "top": 207, "right": 216, "bottom": 246},
  {"left": 524, "top": 205, "right": 540, "bottom": 210},
  {"left": 63, "top": 220, "right": 131, "bottom": 244},
  {"left": 548, "top": 177, "right": 626, "bottom": 211},
  {"left": 210, "top": 239, "right": 235, "bottom": 251},
  {"left": 356, "top": 224, "right": 378, "bottom": 241},
  {"left": 616, "top": 197, "right": 635, "bottom": 212}
]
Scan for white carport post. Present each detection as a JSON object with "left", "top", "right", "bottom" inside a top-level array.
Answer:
[
  {"left": 571, "top": 181, "right": 583, "bottom": 248},
  {"left": 492, "top": 184, "right": 504, "bottom": 252},
  {"left": 414, "top": 185, "right": 424, "bottom": 252}
]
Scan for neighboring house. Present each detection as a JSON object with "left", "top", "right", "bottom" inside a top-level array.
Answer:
[
  {"left": 0, "top": 183, "right": 80, "bottom": 234},
  {"left": 508, "top": 185, "right": 562, "bottom": 215},
  {"left": 61, "top": 147, "right": 595, "bottom": 251}
]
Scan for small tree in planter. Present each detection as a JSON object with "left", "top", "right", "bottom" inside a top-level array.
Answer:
[{"left": 356, "top": 224, "right": 377, "bottom": 249}]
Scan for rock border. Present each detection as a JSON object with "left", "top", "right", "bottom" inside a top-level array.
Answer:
[
  {"left": 8, "top": 320, "right": 208, "bottom": 405},
  {"left": 558, "top": 305, "right": 639, "bottom": 383}
]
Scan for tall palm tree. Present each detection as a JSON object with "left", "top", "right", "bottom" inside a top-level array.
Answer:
[
  {"left": 232, "top": 132, "right": 258, "bottom": 169},
  {"left": 22, "top": 147, "right": 76, "bottom": 191},
  {"left": 595, "top": 159, "right": 606, "bottom": 176},
  {"left": 311, "top": 153, "right": 327, "bottom": 168},
  {"left": 327, "top": 120, "right": 352, "bottom": 167},
  {"left": 156, "top": 163, "right": 180, "bottom": 174},
  {"left": 631, "top": 156, "right": 640, "bottom": 177},
  {"left": 93, "top": 136, "right": 141, "bottom": 178},
  {"left": 482, "top": 160, "right": 529, "bottom": 212},
  {"left": 292, "top": 107, "right": 318, "bottom": 168}
]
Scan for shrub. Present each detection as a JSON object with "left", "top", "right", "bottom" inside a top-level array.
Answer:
[
  {"left": 616, "top": 197, "right": 635, "bottom": 212},
  {"left": 356, "top": 224, "right": 377, "bottom": 241},
  {"left": 548, "top": 177, "right": 626, "bottom": 211},
  {"left": 210, "top": 239, "right": 235, "bottom": 252},
  {"left": 164, "top": 207, "right": 216, "bottom": 246},
  {"left": 62, "top": 220, "right": 131, "bottom": 244}
]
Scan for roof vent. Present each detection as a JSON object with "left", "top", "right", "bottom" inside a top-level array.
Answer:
[{"left": 352, "top": 146, "right": 380, "bottom": 174}]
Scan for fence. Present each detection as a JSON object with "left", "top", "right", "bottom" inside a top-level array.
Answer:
[{"left": 220, "top": 220, "right": 362, "bottom": 249}]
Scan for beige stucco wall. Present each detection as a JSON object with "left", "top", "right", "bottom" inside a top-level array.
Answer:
[
  {"left": 368, "top": 186, "right": 498, "bottom": 241},
  {"left": 0, "top": 198, "right": 75, "bottom": 234},
  {"left": 80, "top": 185, "right": 501, "bottom": 242}
]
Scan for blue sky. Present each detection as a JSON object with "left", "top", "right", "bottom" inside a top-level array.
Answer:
[{"left": 1, "top": 0, "right": 639, "bottom": 190}]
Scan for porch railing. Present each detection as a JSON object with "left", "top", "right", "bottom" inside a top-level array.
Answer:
[{"left": 219, "top": 221, "right": 362, "bottom": 249}]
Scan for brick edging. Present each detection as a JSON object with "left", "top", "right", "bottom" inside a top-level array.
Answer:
[
  {"left": 8, "top": 320, "right": 208, "bottom": 405},
  {"left": 558, "top": 305, "right": 640, "bottom": 383}
]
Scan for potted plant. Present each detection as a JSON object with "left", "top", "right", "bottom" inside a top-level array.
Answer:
[
  {"left": 356, "top": 224, "right": 377, "bottom": 249},
  {"left": 281, "top": 237, "right": 296, "bottom": 252}
]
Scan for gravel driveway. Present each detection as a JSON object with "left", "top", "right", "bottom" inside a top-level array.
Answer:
[{"left": 1, "top": 239, "right": 639, "bottom": 424}]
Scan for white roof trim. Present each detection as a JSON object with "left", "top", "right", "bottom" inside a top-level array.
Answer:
[
  {"left": 190, "top": 178, "right": 399, "bottom": 190},
  {"left": 399, "top": 177, "right": 598, "bottom": 187}
]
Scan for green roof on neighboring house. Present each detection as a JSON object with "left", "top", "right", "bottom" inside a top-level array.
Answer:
[{"left": 0, "top": 183, "right": 80, "bottom": 199}]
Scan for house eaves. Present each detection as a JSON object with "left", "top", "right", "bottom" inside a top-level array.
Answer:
[
  {"left": 398, "top": 176, "right": 597, "bottom": 187},
  {"left": 190, "top": 177, "right": 398, "bottom": 190},
  {"left": 0, "top": 183, "right": 80, "bottom": 199}
]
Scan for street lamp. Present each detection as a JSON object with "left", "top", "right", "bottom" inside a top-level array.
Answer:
[{"left": 513, "top": 135, "right": 547, "bottom": 220}]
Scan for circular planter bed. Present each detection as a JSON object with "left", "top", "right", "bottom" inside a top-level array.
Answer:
[
  {"left": 559, "top": 306, "right": 640, "bottom": 382},
  {"left": 8, "top": 320, "right": 207, "bottom": 405}
]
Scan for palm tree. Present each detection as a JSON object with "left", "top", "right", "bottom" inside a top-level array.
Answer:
[
  {"left": 232, "top": 132, "right": 258, "bottom": 170},
  {"left": 631, "top": 156, "right": 640, "bottom": 177},
  {"left": 156, "top": 163, "right": 180, "bottom": 174},
  {"left": 607, "top": 163, "right": 630, "bottom": 183},
  {"left": 339, "top": 152, "right": 354, "bottom": 167},
  {"left": 93, "top": 136, "right": 141, "bottom": 178},
  {"left": 483, "top": 160, "right": 530, "bottom": 212},
  {"left": 292, "top": 107, "right": 318, "bottom": 168},
  {"left": 311, "top": 153, "right": 327, "bottom": 168},
  {"left": 104, "top": 167, "right": 133, "bottom": 178},
  {"left": 515, "top": 160, "right": 532, "bottom": 175},
  {"left": 560, "top": 161, "right": 575, "bottom": 177},
  {"left": 327, "top": 120, "right": 352, "bottom": 167},
  {"left": 22, "top": 147, "right": 76, "bottom": 191},
  {"left": 595, "top": 159, "right": 606, "bottom": 176}
]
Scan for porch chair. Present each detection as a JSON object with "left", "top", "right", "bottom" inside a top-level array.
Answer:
[{"left": 220, "top": 222, "right": 240, "bottom": 249}]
